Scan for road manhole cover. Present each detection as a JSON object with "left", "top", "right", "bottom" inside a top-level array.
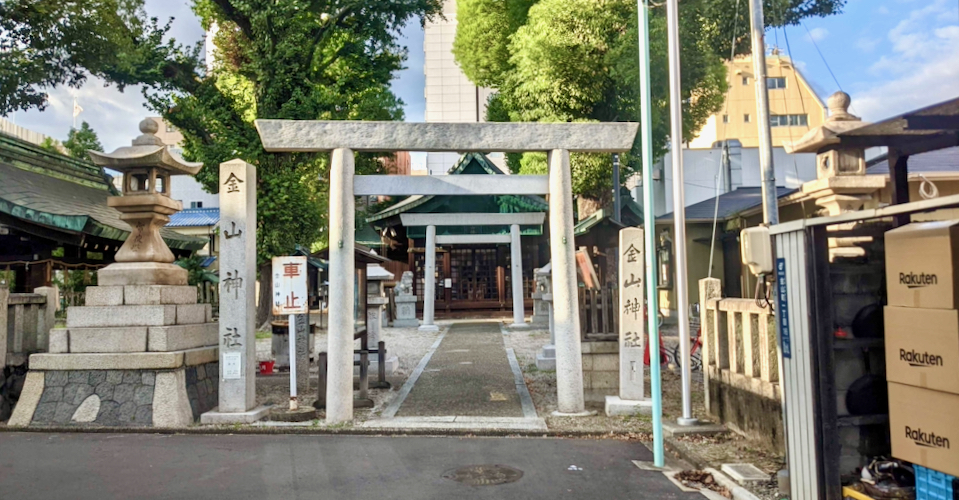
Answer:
[{"left": 442, "top": 464, "right": 524, "bottom": 486}]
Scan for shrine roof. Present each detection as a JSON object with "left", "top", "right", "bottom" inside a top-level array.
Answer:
[{"left": 0, "top": 134, "right": 205, "bottom": 250}]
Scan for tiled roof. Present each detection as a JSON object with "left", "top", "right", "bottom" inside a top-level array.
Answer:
[
  {"left": 657, "top": 187, "right": 795, "bottom": 223},
  {"left": 168, "top": 207, "right": 220, "bottom": 227},
  {"left": 0, "top": 135, "right": 204, "bottom": 250}
]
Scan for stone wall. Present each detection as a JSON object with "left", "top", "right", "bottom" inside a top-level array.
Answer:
[
  {"left": 708, "top": 382, "right": 785, "bottom": 453},
  {"left": 185, "top": 362, "right": 218, "bottom": 420},
  {"left": 26, "top": 362, "right": 218, "bottom": 426},
  {"left": 582, "top": 341, "right": 618, "bottom": 403}
]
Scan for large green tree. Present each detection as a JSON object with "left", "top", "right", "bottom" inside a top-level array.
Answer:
[
  {"left": 63, "top": 121, "right": 104, "bottom": 159},
  {"left": 454, "top": 0, "right": 844, "bottom": 204},
  {"left": 0, "top": 0, "right": 442, "bottom": 324}
]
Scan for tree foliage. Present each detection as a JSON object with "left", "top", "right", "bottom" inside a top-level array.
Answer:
[
  {"left": 63, "top": 121, "right": 104, "bottom": 159},
  {"left": 1, "top": 0, "right": 442, "bottom": 324},
  {"left": 0, "top": 0, "right": 441, "bottom": 259},
  {"left": 453, "top": 0, "right": 844, "bottom": 203}
]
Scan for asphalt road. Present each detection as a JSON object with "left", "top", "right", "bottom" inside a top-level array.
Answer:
[{"left": 0, "top": 433, "right": 700, "bottom": 500}]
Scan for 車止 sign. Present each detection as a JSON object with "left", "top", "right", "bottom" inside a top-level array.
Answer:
[{"left": 272, "top": 256, "right": 308, "bottom": 316}]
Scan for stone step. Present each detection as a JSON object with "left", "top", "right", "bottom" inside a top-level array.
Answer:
[
  {"left": 86, "top": 285, "right": 198, "bottom": 306},
  {"left": 67, "top": 304, "right": 211, "bottom": 328},
  {"left": 29, "top": 346, "right": 219, "bottom": 371},
  {"left": 149, "top": 323, "right": 218, "bottom": 352}
]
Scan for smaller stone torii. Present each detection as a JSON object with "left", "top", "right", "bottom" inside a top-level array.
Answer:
[
  {"left": 400, "top": 212, "right": 546, "bottom": 330},
  {"left": 256, "top": 120, "right": 639, "bottom": 423}
]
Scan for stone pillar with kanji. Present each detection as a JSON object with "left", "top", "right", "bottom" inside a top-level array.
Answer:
[{"left": 605, "top": 227, "right": 653, "bottom": 416}]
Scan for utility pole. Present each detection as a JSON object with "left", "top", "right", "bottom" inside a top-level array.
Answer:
[
  {"left": 665, "top": 0, "right": 697, "bottom": 426},
  {"left": 637, "top": 0, "right": 664, "bottom": 467},
  {"left": 748, "top": 0, "right": 779, "bottom": 225}
]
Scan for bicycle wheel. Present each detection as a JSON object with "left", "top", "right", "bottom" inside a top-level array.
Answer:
[{"left": 672, "top": 343, "right": 703, "bottom": 371}]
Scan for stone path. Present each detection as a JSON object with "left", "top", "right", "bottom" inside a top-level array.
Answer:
[{"left": 369, "top": 321, "right": 544, "bottom": 430}]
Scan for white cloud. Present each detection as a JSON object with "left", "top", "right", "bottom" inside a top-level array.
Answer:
[
  {"left": 853, "top": 0, "right": 959, "bottom": 120},
  {"left": 856, "top": 36, "right": 881, "bottom": 52},
  {"left": 805, "top": 27, "right": 829, "bottom": 42},
  {"left": 878, "top": 6, "right": 890, "bottom": 15},
  {"left": 2, "top": 0, "right": 203, "bottom": 152}
]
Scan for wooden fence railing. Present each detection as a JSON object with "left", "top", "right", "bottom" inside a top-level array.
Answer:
[
  {"left": 699, "top": 278, "right": 780, "bottom": 412},
  {"left": 578, "top": 285, "right": 618, "bottom": 341},
  {"left": 197, "top": 282, "right": 219, "bottom": 320}
]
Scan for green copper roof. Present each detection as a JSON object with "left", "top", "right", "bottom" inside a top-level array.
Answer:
[{"left": 0, "top": 134, "right": 205, "bottom": 251}]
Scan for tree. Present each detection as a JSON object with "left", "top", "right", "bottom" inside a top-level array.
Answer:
[
  {"left": 1, "top": 0, "right": 442, "bottom": 325},
  {"left": 453, "top": 0, "right": 845, "bottom": 204},
  {"left": 63, "top": 121, "right": 103, "bottom": 159}
]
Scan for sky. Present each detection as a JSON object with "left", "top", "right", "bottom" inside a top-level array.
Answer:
[{"left": 6, "top": 0, "right": 958, "bottom": 156}]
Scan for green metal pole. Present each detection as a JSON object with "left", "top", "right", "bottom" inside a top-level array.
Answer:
[{"left": 637, "top": 0, "right": 664, "bottom": 468}]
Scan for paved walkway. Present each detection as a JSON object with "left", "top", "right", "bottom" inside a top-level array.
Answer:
[
  {"left": 369, "top": 321, "right": 542, "bottom": 431},
  {"left": 0, "top": 433, "right": 703, "bottom": 500}
]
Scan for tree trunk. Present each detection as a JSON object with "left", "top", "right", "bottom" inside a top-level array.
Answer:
[{"left": 256, "top": 262, "right": 273, "bottom": 330}]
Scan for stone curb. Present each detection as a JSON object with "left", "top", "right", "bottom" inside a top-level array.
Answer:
[
  {"left": 663, "top": 437, "right": 762, "bottom": 500},
  {"left": 703, "top": 467, "right": 763, "bottom": 500},
  {"left": 0, "top": 423, "right": 648, "bottom": 439}
]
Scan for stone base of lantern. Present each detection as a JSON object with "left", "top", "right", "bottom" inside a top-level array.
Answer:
[
  {"left": 97, "top": 262, "right": 189, "bottom": 287},
  {"left": 7, "top": 281, "right": 220, "bottom": 428}
]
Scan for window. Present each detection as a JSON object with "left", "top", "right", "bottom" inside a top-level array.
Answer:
[
  {"left": 767, "top": 77, "right": 787, "bottom": 89},
  {"left": 742, "top": 76, "right": 749, "bottom": 85},
  {"left": 190, "top": 201, "right": 204, "bottom": 209},
  {"left": 744, "top": 114, "right": 751, "bottom": 123},
  {"left": 166, "top": 124, "right": 176, "bottom": 133},
  {"left": 770, "top": 114, "right": 809, "bottom": 127},
  {"left": 722, "top": 114, "right": 729, "bottom": 124}
]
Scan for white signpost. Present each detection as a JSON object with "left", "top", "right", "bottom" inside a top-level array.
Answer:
[
  {"left": 273, "top": 256, "right": 308, "bottom": 411},
  {"left": 605, "top": 227, "right": 652, "bottom": 416}
]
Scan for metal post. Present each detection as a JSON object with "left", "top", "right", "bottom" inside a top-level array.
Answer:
[
  {"left": 289, "top": 314, "right": 298, "bottom": 411},
  {"left": 748, "top": 0, "right": 778, "bottom": 225},
  {"left": 665, "top": 0, "right": 696, "bottom": 426},
  {"left": 638, "top": 0, "right": 665, "bottom": 466},
  {"left": 612, "top": 153, "right": 622, "bottom": 224}
]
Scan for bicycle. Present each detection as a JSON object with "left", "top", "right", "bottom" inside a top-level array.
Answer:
[
  {"left": 643, "top": 308, "right": 672, "bottom": 368},
  {"left": 672, "top": 304, "right": 703, "bottom": 371}
]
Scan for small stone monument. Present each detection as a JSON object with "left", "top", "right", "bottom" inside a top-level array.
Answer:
[
  {"left": 9, "top": 120, "right": 220, "bottom": 428},
  {"left": 535, "top": 263, "right": 557, "bottom": 370},
  {"left": 392, "top": 271, "right": 419, "bottom": 328},
  {"left": 531, "top": 267, "right": 550, "bottom": 327},
  {"left": 359, "top": 265, "right": 397, "bottom": 375},
  {"left": 605, "top": 227, "right": 652, "bottom": 416}
]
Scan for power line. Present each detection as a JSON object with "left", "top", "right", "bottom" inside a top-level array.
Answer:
[{"left": 801, "top": 21, "right": 844, "bottom": 92}]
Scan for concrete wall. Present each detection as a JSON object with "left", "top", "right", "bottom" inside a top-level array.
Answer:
[
  {"left": 708, "top": 380, "right": 785, "bottom": 453},
  {"left": 581, "top": 341, "right": 619, "bottom": 403}
]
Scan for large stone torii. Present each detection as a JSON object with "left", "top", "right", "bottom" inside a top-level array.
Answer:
[{"left": 256, "top": 120, "right": 639, "bottom": 423}]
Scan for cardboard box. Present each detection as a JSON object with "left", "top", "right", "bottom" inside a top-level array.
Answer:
[
  {"left": 885, "top": 221, "right": 959, "bottom": 309},
  {"left": 885, "top": 307, "right": 959, "bottom": 395},
  {"left": 889, "top": 382, "right": 959, "bottom": 477}
]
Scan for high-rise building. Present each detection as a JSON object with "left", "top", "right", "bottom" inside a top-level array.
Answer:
[
  {"left": 688, "top": 53, "right": 826, "bottom": 149},
  {"left": 423, "top": 0, "right": 499, "bottom": 175}
]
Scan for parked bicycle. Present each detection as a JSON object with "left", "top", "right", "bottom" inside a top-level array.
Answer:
[{"left": 672, "top": 304, "right": 703, "bottom": 372}]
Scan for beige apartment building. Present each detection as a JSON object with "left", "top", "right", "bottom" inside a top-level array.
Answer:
[{"left": 689, "top": 53, "right": 826, "bottom": 149}]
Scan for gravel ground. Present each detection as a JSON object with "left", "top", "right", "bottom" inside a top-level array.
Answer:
[{"left": 253, "top": 322, "right": 446, "bottom": 423}]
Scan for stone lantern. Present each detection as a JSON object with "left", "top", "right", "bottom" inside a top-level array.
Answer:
[
  {"left": 7, "top": 120, "right": 220, "bottom": 429},
  {"left": 88, "top": 118, "right": 202, "bottom": 284}
]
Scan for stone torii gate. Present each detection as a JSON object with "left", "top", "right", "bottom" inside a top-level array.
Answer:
[
  {"left": 399, "top": 212, "right": 546, "bottom": 330},
  {"left": 255, "top": 120, "right": 638, "bottom": 423}
]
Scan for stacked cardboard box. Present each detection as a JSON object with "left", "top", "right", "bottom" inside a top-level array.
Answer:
[{"left": 885, "top": 221, "right": 959, "bottom": 477}]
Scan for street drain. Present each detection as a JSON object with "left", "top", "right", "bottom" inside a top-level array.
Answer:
[{"left": 442, "top": 464, "right": 524, "bottom": 486}]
